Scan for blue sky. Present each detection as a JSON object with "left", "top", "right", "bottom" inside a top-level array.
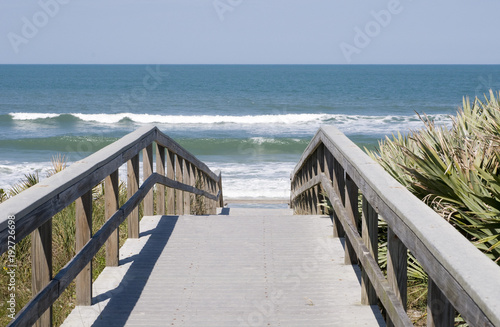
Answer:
[{"left": 1, "top": 0, "right": 499, "bottom": 64}]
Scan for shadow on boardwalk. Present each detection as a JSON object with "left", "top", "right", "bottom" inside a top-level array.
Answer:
[{"left": 90, "top": 216, "right": 179, "bottom": 327}]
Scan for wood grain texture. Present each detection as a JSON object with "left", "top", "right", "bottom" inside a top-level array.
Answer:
[
  {"left": 143, "top": 144, "right": 154, "bottom": 216},
  {"left": 155, "top": 145, "right": 166, "bottom": 215},
  {"left": 105, "top": 170, "right": 119, "bottom": 267},
  {"left": 2, "top": 127, "right": 224, "bottom": 327},
  {"left": 289, "top": 126, "right": 500, "bottom": 327},
  {"left": 0, "top": 126, "right": 156, "bottom": 254},
  {"left": 361, "top": 196, "right": 378, "bottom": 305},
  {"left": 7, "top": 174, "right": 158, "bottom": 327},
  {"left": 166, "top": 149, "right": 175, "bottom": 215},
  {"left": 175, "top": 155, "right": 184, "bottom": 215},
  {"left": 182, "top": 159, "right": 191, "bottom": 214},
  {"left": 344, "top": 174, "right": 359, "bottom": 265},
  {"left": 61, "top": 212, "right": 385, "bottom": 327},
  {"left": 76, "top": 190, "right": 92, "bottom": 306},
  {"left": 427, "top": 278, "right": 455, "bottom": 327},
  {"left": 31, "top": 219, "right": 52, "bottom": 327},
  {"left": 127, "top": 155, "right": 140, "bottom": 239},
  {"left": 386, "top": 228, "right": 407, "bottom": 327}
]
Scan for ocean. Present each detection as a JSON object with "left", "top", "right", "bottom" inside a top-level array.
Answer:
[{"left": 1, "top": 64, "right": 499, "bottom": 200}]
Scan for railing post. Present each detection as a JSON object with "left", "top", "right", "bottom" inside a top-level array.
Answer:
[
  {"left": 316, "top": 144, "right": 324, "bottom": 214},
  {"left": 105, "top": 170, "right": 119, "bottom": 267},
  {"left": 344, "top": 174, "right": 359, "bottom": 265},
  {"left": 127, "top": 154, "right": 140, "bottom": 238},
  {"left": 175, "top": 155, "right": 184, "bottom": 215},
  {"left": 183, "top": 159, "right": 191, "bottom": 214},
  {"left": 76, "top": 190, "right": 92, "bottom": 306},
  {"left": 307, "top": 157, "right": 314, "bottom": 215},
  {"left": 427, "top": 278, "right": 455, "bottom": 327},
  {"left": 386, "top": 227, "right": 407, "bottom": 327},
  {"left": 143, "top": 143, "right": 154, "bottom": 216},
  {"left": 210, "top": 179, "right": 217, "bottom": 214},
  {"left": 156, "top": 144, "right": 166, "bottom": 215},
  {"left": 361, "top": 196, "right": 378, "bottom": 305},
  {"left": 189, "top": 164, "right": 196, "bottom": 210},
  {"left": 202, "top": 173, "right": 209, "bottom": 214},
  {"left": 301, "top": 169, "right": 306, "bottom": 214},
  {"left": 218, "top": 173, "right": 224, "bottom": 207},
  {"left": 166, "top": 150, "right": 175, "bottom": 215},
  {"left": 31, "top": 219, "right": 52, "bottom": 327},
  {"left": 311, "top": 149, "right": 319, "bottom": 215},
  {"left": 332, "top": 158, "right": 345, "bottom": 237}
]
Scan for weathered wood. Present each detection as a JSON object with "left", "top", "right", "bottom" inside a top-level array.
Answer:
[
  {"left": 361, "top": 196, "right": 378, "bottom": 305},
  {"left": 321, "top": 177, "right": 412, "bottom": 326},
  {"left": 344, "top": 174, "right": 359, "bottom": 265},
  {"left": 175, "top": 155, "right": 184, "bottom": 215},
  {"left": 217, "top": 172, "right": 224, "bottom": 207},
  {"left": 156, "top": 144, "right": 166, "bottom": 215},
  {"left": 75, "top": 190, "right": 92, "bottom": 306},
  {"left": 427, "top": 278, "right": 455, "bottom": 327},
  {"left": 386, "top": 227, "right": 407, "bottom": 327},
  {"left": 2, "top": 127, "right": 223, "bottom": 327},
  {"left": 63, "top": 212, "right": 386, "bottom": 326},
  {"left": 105, "top": 170, "right": 119, "bottom": 267},
  {"left": 332, "top": 157, "right": 345, "bottom": 238},
  {"left": 183, "top": 159, "right": 191, "bottom": 214},
  {"left": 155, "top": 132, "right": 220, "bottom": 182},
  {"left": 127, "top": 154, "right": 140, "bottom": 238},
  {"left": 290, "top": 125, "right": 500, "bottom": 327},
  {"left": 7, "top": 174, "right": 158, "bottom": 327},
  {"left": 0, "top": 126, "right": 156, "bottom": 255},
  {"left": 166, "top": 149, "right": 175, "bottom": 215},
  {"left": 143, "top": 144, "right": 154, "bottom": 216},
  {"left": 31, "top": 219, "right": 52, "bottom": 327}
]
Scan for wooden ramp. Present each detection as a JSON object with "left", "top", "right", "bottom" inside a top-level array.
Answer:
[{"left": 62, "top": 209, "right": 385, "bottom": 327}]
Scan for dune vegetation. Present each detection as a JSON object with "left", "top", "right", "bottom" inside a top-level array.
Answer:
[{"left": 368, "top": 90, "right": 500, "bottom": 263}]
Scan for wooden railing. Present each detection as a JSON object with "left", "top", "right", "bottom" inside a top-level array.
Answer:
[
  {"left": 0, "top": 126, "right": 223, "bottom": 327},
  {"left": 290, "top": 126, "right": 500, "bottom": 327}
]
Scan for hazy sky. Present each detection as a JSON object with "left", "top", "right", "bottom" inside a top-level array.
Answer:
[{"left": 1, "top": 0, "right": 499, "bottom": 64}]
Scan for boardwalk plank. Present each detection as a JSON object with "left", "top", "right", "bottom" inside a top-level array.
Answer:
[{"left": 62, "top": 210, "right": 385, "bottom": 327}]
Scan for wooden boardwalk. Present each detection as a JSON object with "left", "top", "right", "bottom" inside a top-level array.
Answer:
[{"left": 62, "top": 209, "right": 385, "bottom": 327}]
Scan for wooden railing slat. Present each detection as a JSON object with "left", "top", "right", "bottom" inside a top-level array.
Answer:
[
  {"left": 175, "top": 155, "right": 183, "bottom": 215},
  {"left": 1, "top": 127, "right": 224, "bottom": 327},
  {"left": 31, "top": 219, "right": 52, "bottom": 327},
  {"left": 427, "top": 278, "right": 455, "bottom": 327},
  {"left": 166, "top": 149, "right": 175, "bottom": 215},
  {"left": 361, "top": 196, "right": 378, "bottom": 305},
  {"left": 143, "top": 143, "right": 154, "bottom": 216},
  {"left": 127, "top": 154, "right": 140, "bottom": 238},
  {"left": 156, "top": 145, "right": 166, "bottom": 215},
  {"left": 344, "top": 174, "right": 358, "bottom": 265},
  {"left": 75, "top": 190, "right": 92, "bottom": 306},
  {"left": 290, "top": 125, "right": 500, "bottom": 327},
  {"left": 105, "top": 170, "right": 119, "bottom": 267},
  {"left": 183, "top": 159, "right": 191, "bottom": 214}
]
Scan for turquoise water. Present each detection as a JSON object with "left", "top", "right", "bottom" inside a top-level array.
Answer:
[{"left": 1, "top": 64, "right": 499, "bottom": 198}]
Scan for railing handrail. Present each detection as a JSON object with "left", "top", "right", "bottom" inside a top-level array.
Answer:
[
  {"left": 0, "top": 126, "right": 220, "bottom": 255},
  {"left": 0, "top": 126, "right": 222, "bottom": 326},
  {"left": 290, "top": 125, "right": 500, "bottom": 327}
]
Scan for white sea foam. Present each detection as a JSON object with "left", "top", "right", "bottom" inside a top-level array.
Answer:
[
  {"left": 9, "top": 113, "right": 60, "bottom": 120},
  {"left": 0, "top": 160, "right": 293, "bottom": 200},
  {"left": 8, "top": 112, "right": 453, "bottom": 136}
]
